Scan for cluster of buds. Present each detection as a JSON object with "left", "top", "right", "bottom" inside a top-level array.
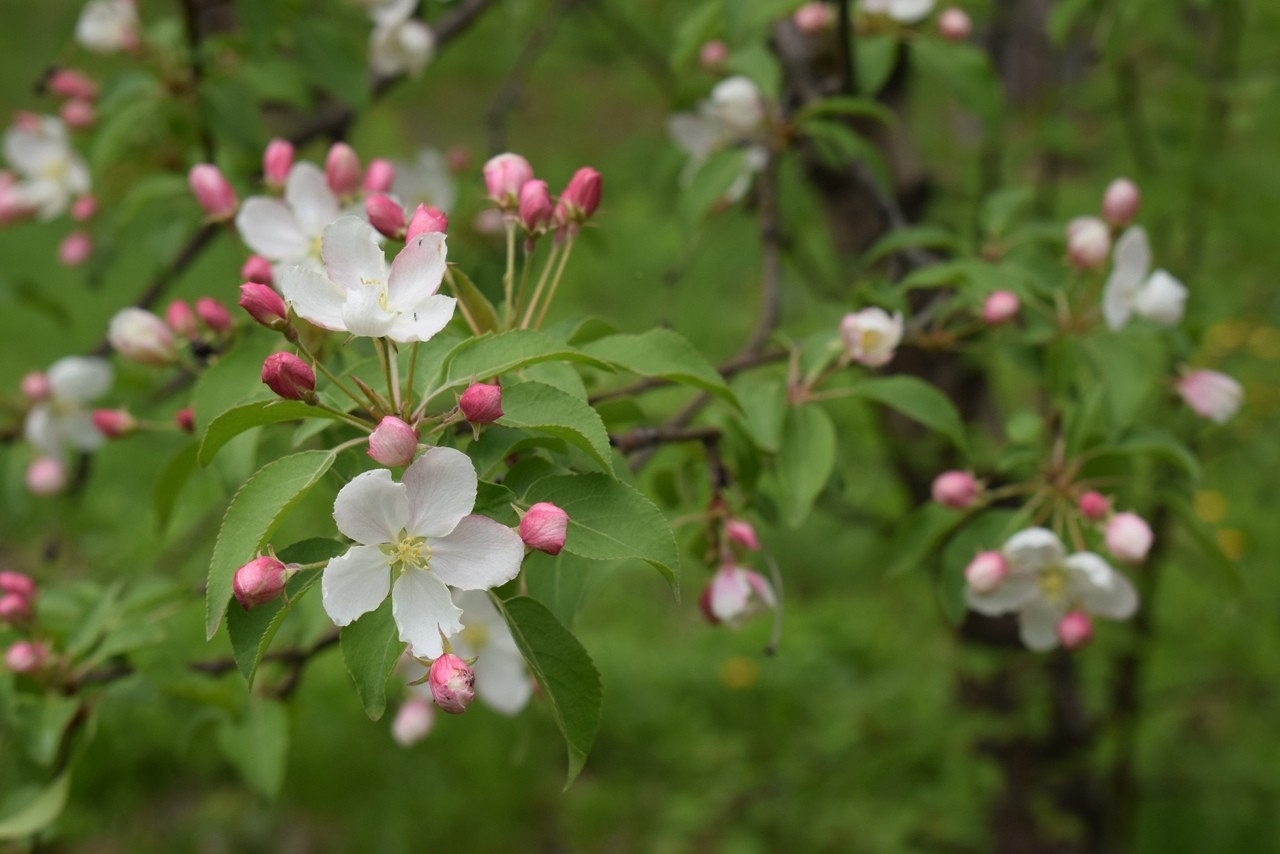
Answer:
[
  {"left": 43, "top": 67, "right": 99, "bottom": 130},
  {"left": 482, "top": 153, "right": 603, "bottom": 240},
  {"left": 1074, "top": 491, "right": 1154, "bottom": 565},
  {"left": 107, "top": 297, "right": 233, "bottom": 368},
  {"left": 1065, "top": 177, "right": 1141, "bottom": 270}
]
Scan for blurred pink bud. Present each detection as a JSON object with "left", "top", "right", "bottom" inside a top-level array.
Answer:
[
  {"left": 368, "top": 416, "right": 419, "bottom": 467},
  {"left": 261, "top": 352, "right": 316, "bottom": 402},
  {"left": 5, "top": 641, "right": 47, "bottom": 674},
  {"left": 1077, "top": 491, "right": 1110, "bottom": 521},
  {"left": 71, "top": 195, "right": 97, "bottom": 221},
  {"left": 91, "top": 408, "right": 136, "bottom": 438},
  {"left": 793, "top": 2, "right": 834, "bottom": 34},
  {"left": 1106, "top": 512, "right": 1153, "bottom": 564},
  {"left": 13, "top": 111, "right": 41, "bottom": 134},
  {"left": 701, "top": 565, "right": 777, "bottom": 625},
  {"left": 699, "top": 40, "right": 729, "bottom": 70},
  {"left": 473, "top": 208, "right": 505, "bottom": 236},
  {"left": 20, "top": 371, "right": 50, "bottom": 402},
  {"left": 392, "top": 695, "right": 435, "bottom": 747},
  {"left": 165, "top": 299, "right": 198, "bottom": 337},
  {"left": 239, "top": 282, "right": 289, "bottom": 330},
  {"left": 59, "top": 99, "right": 95, "bottom": 128},
  {"left": 47, "top": 68, "right": 99, "bottom": 100},
  {"left": 1176, "top": 369, "right": 1243, "bottom": 425},
  {"left": 189, "top": 164, "right": 238, "bottom": 220},
  {"left": 459, "top": 382, "right": 503, "bottom": 424},
  {"left": 1056, "top": 611, "right": 1093, "bottom": 650},
  {"left": 938, "top": 7, "right": 972, "bottom": 41},
  {"left": 428, "top": 654, "right": 476, "bottom": 714},
  {"left": 233, "top": 555, "right": 292, "bottom": 610},
  {"left": 931, "top": 470, "right": 979, "bottom": 509},
  {"left": 0, "top": 571, "right": 37, "bottom": 599},
  {"left": 1102, "top": 178, "right": 1141, "bottom": 227},
  {"left": 406, "top": 204, "right": 448, "bottom": 240},
  {"left": 557, "top": 167, "right": 602, "bottom": 224},
  {"left": 241, "top": 255, "right": 274, "bottom": 285},
  {"left": 964, "top": 551, "right": 1008, "bottom": 594},
  {"left": 26, "top": 458, "right": 66, "bottom": 496},
  {"left": 175, "top": 407, "right": 195, "bottom": 433},
  {"left": 108, "top": 307, "right": 178, "bottom": 365},
  {"left": 325, "top": 142, "right": 362, "bottom": 196},
  {"left": 725, "top": 519, "right": 760, "bottom": 551},
  {"left": 1066, "top": 216, "right": 1110, "bottom": 270},
  {"left": 366, "top": 193, "right": 407, "bottom": 240},
  {"left": 446, "top": 146, "right": 471, "bottom": 174},
  {"left": 483, "top": 152, "right": 534, "bottom": 207},
  {"left": 262, "top": 138, "right": 293, "bottom": 189},
  {"left": 363, "top": 158, "right": 396, "bottom": 194},
  {"left": 0, "top": 593, "right": 31, "bottom": 623},
  {"left": 517, "top": 179, "right": 553, "bottom": 233},
  {"left": 58, "top": 231, "right": 93, "bottom": 266},
  {"left": 196, "top": 297, "right": 233, "bottom": 334},
  {"left": 520, "top": 502, "right": 569, "bottom": 555},
  {"left": 981, "top": 290, "right": 1020, "bottom": 325}
]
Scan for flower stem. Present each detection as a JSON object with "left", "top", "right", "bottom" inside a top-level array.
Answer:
[
  {"left": 294, "top": 340, "right": 366, "bottom": 411},
  {"left": 502, "top": 220, "right": 517, "bottom": 327},
  {"left": 520, "top": 240, "right": 562, "bottom": 329},
  {"left": 532, "top": 234, "right": 576, "bottom": 329}
]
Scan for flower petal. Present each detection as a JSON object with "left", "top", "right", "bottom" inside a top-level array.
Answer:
[
  {"left": 386, "top": 232, "right": 447, "bottom": 311},
  {"left": 709, "top": 567, "right": 750, "bottom": 621},
  {"left": 429, "top": 516, "right": 525, "bottom": 590},
  {"left": 285, "top": 162, "right": 341, "bottom": 238},
  {"left": 1065, "top": 552, "right": 1139, "bottom": 619},
  {"left": 236, "top": 197, "right": 309, "bottom": 262},
  {"left": 1102, "top": 226, "right": 1151, "bottom": 330},
  {"left": 475, "top": 649, "right": 532, "bottom": 716},
  {"left": 279, "top": 264, "right": 348, "bottom": 331},
  {"left": 457, "top": 590, "right": 521, "bottom": 656},
  {"left": 392, "top": 568, "right": 462, "bottom": 659},
  {"left": 403, "top": 446, "right": 477, "bottom": 538},
  {"left": 1018, "top": 598, "right": 1064, "bottom": 652},
  {"left": 965, "top": 574, "right": 1038, "bottom": 616},
  {"left": 321, "top": 216, "right": 387, "bottom": 291},
  {"left": 322, "top": 545, "right": 392, "bottom": 626},
  {"left": 333, "top": 469, "right": 409, "bottom": 545},
  {"left": 1002, "top": 527, "right": 1065, "bottom": 573},
  {"left": 385, "top": 294, "right": 456, "bottom": 344},
  {"left": 1134, "top": 269, "right": 1187, "bottom": 326},
  {"left": 47, "top": 356, "right": 112, "bottom": 403},
  {"left": 60, "top": 410, "right": 105, "bottom": 452},
  {"left": 340, "top": 285, "right": 398, "bottom": 338}
]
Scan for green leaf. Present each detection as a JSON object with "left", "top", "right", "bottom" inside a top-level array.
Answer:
[
  {"left": 731, "top": 374, "right": 786, "bottom": 453},
  {"left": 526, "top": 474, "right": 681, "bottom": 592},
  {"left": 776, "top": 404, "right": 837, "bottom": 528},
  {"left": 1085, "top": 429, "right": 1202, "bottom": 483},
  {"left": 885, "top": 503, "right": 968, "bottom": 577},
  {"left": 1167, "top": 497, "right": 1243, "bottom": 593},
  {"left": 858, "top": 375, "right": 969, "bottom": 453},
  {"left": 0, "top": 773, "right": 71, "bottom": 840},
  {"left": 523, "top": 550, "right": 610, "bottom": 629},
  {"left": 857, "top": 35, "right": 899, "bottom": 96},
  {"left": 580, "top": 328, "right": 736, "bottom": 405},
  {"left": 863, "top": 226, "right": 963, "bottom": 265},
  {"left": 679, "top": 148, "right": 749, "bottom": 221},
  {"left": 339, "top": 598, "right": 404, "bottom": 721},
  {"left": 912, "top": 40, "right": 1004, "bottom": 128},
  {"left": 496, "top": 382, "right": 614, "bottom": 474},
  {"left": 491, "top": 596, "right": 601, "bottom": 788},
  {"left": 447, "top": 268, "right": 500, "bottom": 334},
  {"left": 205, "top": 450, "right": 337, "bottom": 639},
  {"left": 216, "top": 697, "right": 289, "bottom": 799},
  {"left": 199, "top": 400, "right": 351, "bottom": 466},
  {"left": 434, "top": 330, "right": 608, "bottom": 393},
  {"left": 795, "top": 95, "right": 895, "bottom": 126},
  {"left": 154, "top": 441, "right": 199, "bottom": 532}
]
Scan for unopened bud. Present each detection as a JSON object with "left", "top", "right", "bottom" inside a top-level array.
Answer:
[
  {"left": 519, "top": 502, "right": 569, "bottom": 555},
  {"left": 938, "top": 7, "right": 972, "bottom": 41},
  {"left": 91, "top": 408, "right": 136, "bottom": 438},
  {"left": 239, "top": 282, "right": 289, "bottom": 329},
  {"left": 392, "top": 695, "right": 435, "bottom": 747},
  {"left": 0, "top": 571, "right": 37, "bottom": 599},
  {"left": 71, "top": 195, "right": 97, "bottom": 221},
  {"left": 363, "top": 158, "right": 396, "bottom": 194},
  {"left": 517, "top": 179, "right": 553, "bottom": 233},
  {"left": 325, "top": 142, "right": 362, "bottom": 196},
  {"left": 4, "top": 641, "right": 47, "bottom": 674},
  {"left": 725, "top": 519, "right": 760, "bottom": 551},
  {"left": 26, "top": 457, "right": 67, "bottom": 495},
  {"left": 263, "top": 138, "right": 293, "bottom": 189},
  {"left": 188, "top": 164, "right": 238, "bottom": 221},
  {"left": 0, "top": 593, "right": 31, "bottom": 623},
  {"left": 366, "top": 193, "right": 406, "bottom": 240},
  {"left": 428, "top": 654, "right": 476, "bottom": 714},
  {"left": 699, "top": 40, "right": 729, "bottom": 71},
  {"left": 241, "top": 255, "right": 274, "bottom": 285},
  {"left": 109, "top": 307, "right": 178, "bottom": 365},
  {"left": 964, "top": 551, "right": 1007, "bottom": 594},
  {"left": 175, "top": 407, "right": 195, "bottom": 433},
  {"left": 1066, "top": 216, "right": 1110, "bottom": 270},
  {"left": 165, "top": 299, "right": 198, "bottom": 337},
  {"left": 1176, "top": 369, "right": 1243, "bottom": 425},
  {"left": 1077, "top": 491, "right": 1110, "bottom": 521},
  {"left": 60, "top": 99, "right": 95, "bottom": 129},
  {"left": 261, "top": 352, "right": 316, "bottom": 402},
  {"left": 406, "top": 204, "right": 448, "bottom": 240},
  {"left": 483, "top": 152, "right": 534, "bottom": 207},
  {"left": 793, "top": 2, "right": 834, "bottom": 34},
  {"left": 1105, "top": 512, "right": 1153, "bottom": 565},
  {"left": 195, "top": 297, "right": 233, "bottom": 334},
  {"left": 58, "top": 231, "right": 92, "bottom": 266},
  {"left": 459, "top": 382, "right": 503, "bottom": 424},
  {"left": 20, "top": 372, "right": 50, "bottom": 402},
  {"left": 368, "top": 416, "right": 419, "bottom": 467},
  {"left": 931, "top": 470, "right": 979, "bottom": 509},
  {"left": 446, "top": 146, "right": 470, "bottom": 174},
  {"left": 1102, "top": 178, "right": 1140, "bottom": 227},
  {"left": 1056, "top": 611, "right": 1093, "bottom": 650},
  {"left": 233, "top": 555, "right": 293, "bottom": 609},
  {"left": 981, "top": 290, "right": 1020, "bottom": 325},
  {"left": 46, "top": 68, "right": 99, "bottom": 100},
  {"left": 557, "top": 167, "right": 602, "bottom": 224}
]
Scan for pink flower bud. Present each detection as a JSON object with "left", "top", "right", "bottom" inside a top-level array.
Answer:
[
  {"left": 58, "top": 231, "right": 93, "bottom": 267},
  {"left": 557, "top": 167, "right": 602, "bottom": 224},
  {"left": 71, "top": 195, "right": 97, "bottom": 221},
  {"left": 325, "top": 142, "right": 362, "bottom": 196},
  {"left": 366, "top": 193, "right": 407, "bottom": 240},
  {"left": 239, "top": 282, "right": 290, "bottom": 330},
  {"left": 428, "top": 654, "right": 476, "bottom": 714},
  {"left": 725, "top": 519, "right": 760, "bottom": 551},
  {"left": 1176, "top": 369, "right": 1244, "bottom": 425},
  {"left": 931, "top": 470, "right": 979, "bottom": 509},
  {"left": 406, "top": 204, "right": 448, "bottom": 240},
  {"left": 59, "top": 99, "right": 95, "bottom": 129},
  {"left": 392, "top": 695, "right": 435, "bottom": 747},
  {"left": 108, "top": 307, "right": 178, "bottom": 365},
  {"left": 0, "top": 571, "right": 37, "bottom": 599},
  {"left": 20, "top": 371, "right": 50, "bottom": 402},
  {"left": 938, "top": 7, "right": 972, "bottom": 41},
  {"left": 363, "top": 158, "right": 396, "bottom": 193},
  {"left": 964, "top": 551, "right": 1008, "bottom": 594},
  {"left": 981, "top": 290, "right": 1020, "bottom": 325},
  {"left": 261, "top": 352, "right": 316, "bottom": 403},
  {"left": 459, "top": 382, "right": 503, "bottom": 424},
  {"left": 195, "top": 297, "right": 233, "bottom": 334},
  {"left": 1077, "top": 491, "right": 1110, "bottom": 521},
  {"left": 91, "top": 408, "right": 136, "bottom": 438},
  {"left": 518, "top": 180, "right": 554, "bottom": 234},
  {"left": 188, "top": 164, "right": 238, "bottom": 221},
  {"left": 26, "top": 458, "right": 66, "bottom": 495},
  {"left": 0, "top": 593, "right": 31, "bottom": 623},
  {"left": 1056, "top": 611, "right": 1093, "bottom": 650},
  {"left": 13, "top": 112, "right": 41, "bottom": 134},
  {"left": 483, "top": 152, "right": 534, "bottom": 207},
  {"left": 1106, "top": 512, "right": 1153, "bottom": 565},
  {"left": 1066, "top": 216, "right": 1110, "bottom": 270},
  {"left": 262, "top": 138, "right": 293, "bottom": 189},
  {"left": 175, "top": 407, "right": 195, "bottom": 433},
  {"left": 519, "top": 502, "right": 569, "bottom": 555},
  {"left": 446, "top": 146, "right": 471, "bottom": 174},
  {"left": 793, "top": 2, "right": 834, "bottom": 34},
  {"left": 241, "top": 255, "right": 274, "bottom": 285},
  {"left": 701, "top": 565, "right": 778, "bottom": 625},
  {"left": 232, "top": 555, "right": 292, "bottom": 609},
  {"left": 699, "top": 40, "right": 729, "bottom": 71},
  {"left": 47, "top": 68, "right": 99, "bottom": 100},
  {"left": 368, "top": 416, "right": 419, "bottom": 467},
  {"left": 1101, "top": 178, "right": 1140, "bottom": 227},
  {"left": 165, "top": 299, "right": 198, "bottom": 337},
  {"left": 473, "top": 208, "right": 505, "bottom": 236},
  {"left": 5, "top": 641, "right": 47, "bottom": 674}
]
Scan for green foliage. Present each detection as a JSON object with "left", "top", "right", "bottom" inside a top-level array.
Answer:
[
  {"left": 339, "top": 599, "right": 403, "bottom": 722},
  {"left": 857, "top": 375, "right": 969, "bottom": 454},
  {"left": 580, "top": 328, "right": 736, "bottom": 405},
  {"left": 496, "top": 381, "right": 615, "bottom": 474},
  {"left": 775, "top": 404, "right": 837, "bottom": 528}
]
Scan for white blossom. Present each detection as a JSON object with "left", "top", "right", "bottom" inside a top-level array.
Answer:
[
  {"left": 235, "top": 162, "right": 343, "bottom": 273},
  {"left": 23, "top": 356, "right": 113, "bottom": 460},
  {"left": 861, "top": 0, "right": 935, "bottom": 24},
  {"left": 75, "top": 0, "right": 139, "bottom": 54},
  {"left": 1103, "top": 227, "right": 1188, "bottom": 330},
  {"left": 2, "top": 116, "right": 90, "bottom": 220},
  {"left": 667, "top": 76, "right": 769, "bottom": 204}
]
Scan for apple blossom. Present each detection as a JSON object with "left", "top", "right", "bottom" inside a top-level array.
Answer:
[
  {"left": 483, "top": 153, "right": 534, "bottom": 207},
  {"left": 700, "top": 565, "right": 777, "bottom": 626},
  {"left": 428, "top": 654, "right": 476, "bottom": 714},
  {"left": 370, "top": 13, "right": 436, "bottom": 79},
  {"left": 321, "top": 447, "right": 525, "bottom": 659},
  {"left": 392, "top": 695, "right": 435, "bottom": 746},
  {"left": 26, "top": 458, "right": 67, "bottom": 496},
  {"left": 239, "top": 282, "right": 290, "bottom": 330},
  {"left": 459, "top": 382, "right": 503, "bottom": 424},
  {"left": 261, "top": 352, "right": 316, "bottom": 402},
  {"left": 1102, "top": 178, "right": 1140, "bottom": 227},
  {"left": 91, "top": 409, "right": 136, "bottom": 439},
  {"left": 392, "top": 148, "right": 458, "bottom": 215},
  {"left": 1056, "top": 611, "right": 1093, "bottom": 650},
  {"left": 982, "top": 290, "right": 1020, "bottom": 325},
  {"left": 1131, "top": 270, "right": 1188, "bottom": 326},
  {"left": 725, "top": 519, "right": 761, "bottom": 551},
  {"left": 368, "top": 416, "right": 419, "bottom": 467},
  {"left": 325, "top": 143, "right": 363, "bottom": 197},
  {"left": 364, "top": 159, "right": 397, "bottom": 194},
  {"left": 233, "top": 555, "right": 293, "bottom": 609},
  {"left": 406, "top": 204, "right": 448, "bottom": 239},
  {"left": 263, "top": 139, "right": 294, "bottom": 188},
  {"left": 278, "top": 216, "right": 456, "bottom": 342},
  {"left": 1066, "top": 216, "right": 1110, "bottom": 270},
  {"left": 188, "top": 164, "right": 238, "bottom": 221},
  {"left": 1078, "top": 491, "right": 1110, "bottom": 521},
  {"left": 3, "top": 115, "right": 90, "bottom": 219},
  {"left": 932, "top": 471, "right": 979, "bottom": 508},
  {"left": 196, "top": 297, "right": 234, "bottom": 334},
  {"left": 451, "top": 590, "right": 533, "bottom": 714},
  {"left": 109, "top": 308, "right": 178, "bottom": 366},
  {"left": 23, "top": 356, "right": 113, "bottom": 459},
  {"left": 519, "top": 502, "right": 569, "bottom": 555},
  {"left": 862, "top": 0, "right": 936, "bottom": 24},
  {"left": 840, "top": 307, "right": 904, "bottom": 367},
  {"left": 964, "top": 551, "right": 1008, "bottom": 594},
  {"left": 669, "top": 77, "right": 773, "bottom": 204},
  {"left": 366, "top": 193, "right": 407, "bottom": 239},
  {"left": 58, "top": 231, "right": 92, "bottom": 266},
  {"left": 1176, "top": 369, "right": 1244, "bottom": 424},
  {"left": 5, "top": 641, "right": 48, "bottom": 674},
  {"left": 236, "top": 162, "right": 342, "bottom": 271},
  {"left": 1103, "top": 227, "right": 1188, "bottom": 330},
  {"left": 75, "top": 0, "right": 139, "bottom": 54},
  {"left": 1105, "top": 512, "right": 1153, "bottom": 565},
  {"left": 938, "top": 7, "right": 972, "bottom": 41}
]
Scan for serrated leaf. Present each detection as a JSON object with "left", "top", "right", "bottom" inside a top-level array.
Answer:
[
  {"left": 216, "top": 697, "right": 289, "bottom": 799},
  {"left": 496, "top": 382, "right": 614, "bottom": 474},
  {"left": 1085, "top": 429, "right": 1202, "bottom": 482},
  {"left": 864, "top": 226, "right": 963, "bottom": 265},
  {"left": 205, "top": 450, "right": 337, "bottom": 639},
  {"left": 199, "top": 400, "right": 351, "bottom": 466},
  {"left": 0, "top": 773, "right": 71, "bottom": 840},
  {"left": 858, "top": 375, "right": 968, "bottom": 454},
  {"left": 491, "top": 596, "right": 601, "bottom": 787},
  {"left": 580, "top": 328, "right": 736, "bottom": 405},
  {"left": 339, "top": 598, "right": 403, "bottom": 721},
  {"left": 434, "top": 330, "right": 608, "bottom": 393},
  {"left": 154, "top": 441, "right": 199, "bottom": 532},
  {"left": 523, "top": 550, "right": 611, "bottom": 629},
  {"left": 776, "top": 404, "right": 837, "bottom": 528}
]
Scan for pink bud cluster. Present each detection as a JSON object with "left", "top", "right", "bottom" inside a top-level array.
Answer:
[
  {"left": 45, "top": 68, "right": 99, "bottom": 132},
  {"left": 1075, "top": 491, "right": 1154, "bottom": 565},
  {"left": 481, "top": 153, "right": 603, "bottom": 237},
  {"left": 0, "top": 571, "right": 38, "bottom": 624}
]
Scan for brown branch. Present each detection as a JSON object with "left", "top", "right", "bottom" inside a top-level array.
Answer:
[{"left": 612, "top": 424, "right": 720, "bottom": 455}]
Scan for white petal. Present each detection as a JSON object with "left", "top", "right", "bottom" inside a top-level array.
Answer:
[
  {"left": 1002, "top": 528, "right": 1065, "bottom": 573},
  {"left": 392, "top": 568, "right": 462, "bottom": 659},
  {"left": 386, "top": 233, "right": 447, "bottom": 311},
  {"left": 322, "top": 545, "right": 392, "bottom": 626},
  {"left": 47, "top": 356, "right": 112, "bottom": 403},
  {"left": 333, "top": 469, "right": 409, "bottom": 545},
  {"left": 888, "top": 0, "right": 935, "bottom": 23},
  {"left": 709, "top": 567, "right": 751, "bottom": 621},
  {"left": 667, "top": 114, "right": 726, "bottom": 160},
  {"left": 279, "top": 265, "right": 348, "bottom": 331},
  {"left": 23, "top": 405, "right": 61, "bottom": 458},
  {"left": 429, "top": 516, "right": 525, "bottom": 590},
  {"left": 340, "top": 286, "right": 398, "bottom": 338},
  {"left": 457, "top": 590, "right": 520, "bottom": 656},
  {"left": 1065, "top": 552, "right": 1139, "bottom": 619},
  {"left": 236, "top": 197, "right": 309, "bottom": 261},
  {"left": 321, "top": 216, "right": 387, "bottom": 291},
  {"left": 474, "top": 649, "right": 532, "bottom": 716},
  {"left": 1102, "top": 226, "right": 1151, "bottom": 330},
  {"left": 385, "top": 294, "right": 456, "bottom": 344},
  {"left": 403, "top": 446, "right": 477, "bottom": 538},
  {"left": 1018, "top": 598, "right": 1064, "bottom": 652},
  {"left": 965, "top": 574, "right": 1038, "bottom": 616},
  {"left": 285, "top": 162, "right": 341, "bottom": 238},
  {"left": 1134, "top": 270, "right": 1187, "bottom": 326},
  {"left": 60, "top": 411, "right": 105, "bottom": 452}
]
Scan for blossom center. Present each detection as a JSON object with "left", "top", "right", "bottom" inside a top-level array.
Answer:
[
  {"left": 386, "top": 533, "right": 431, "bottom": 572},
  {"left": 1037, "top": 564, "right": 1069, "bottom": 605},
  {"left": 461, "top": 623, "right": 489, "bottom": 650},
  {"left": 860, "top": 329, "right": 884, "bottom": 351}
]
